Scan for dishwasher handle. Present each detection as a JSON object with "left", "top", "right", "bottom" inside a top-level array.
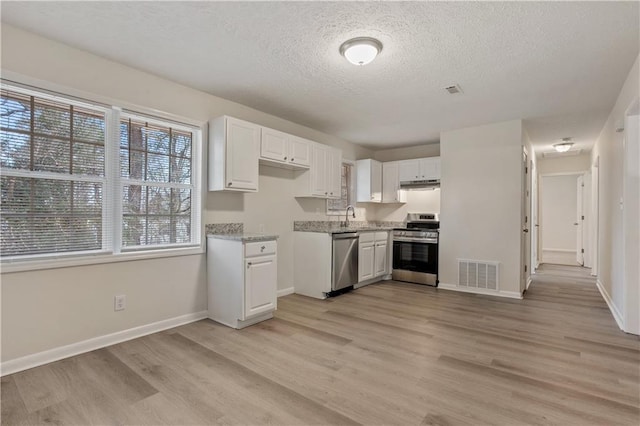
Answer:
[{"left": 332, "top": 232, "right": 359, "bottom": 240}]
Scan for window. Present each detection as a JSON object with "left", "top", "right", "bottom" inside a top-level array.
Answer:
[
  {"left": 1, "top": 83, "right": 201, "bottom": 267},
  {"left": 327, "top": 161, "right": 355, "bottom": 213}
]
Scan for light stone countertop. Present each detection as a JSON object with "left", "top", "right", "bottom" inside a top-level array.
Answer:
[
  {"left": 207, "top": 233, "right": 279, "bottom": 242},
  {"left": 293, "top": 220, "right": 400, "bottom": 234}
]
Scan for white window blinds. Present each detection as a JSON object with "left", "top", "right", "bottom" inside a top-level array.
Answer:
[
  {"left": 1, "top": 88, "right": 108, "bottom": 257},
  {"left": 1, "top": 83, "right": 201, "bottom": 263}
]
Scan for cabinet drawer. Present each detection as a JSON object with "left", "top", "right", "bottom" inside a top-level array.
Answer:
[
  {"left": 359, "top": 232, "right": 375, "bottom": 243},
  {"left": 375, "top": 232, "right": 388, "bottom": 241},
  {"left": 245, "top": 240, "right": 277, "bottom": 257}
]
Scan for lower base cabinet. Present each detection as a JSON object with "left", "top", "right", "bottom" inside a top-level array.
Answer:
[
  {"left": 207, "top": 236, "right": 277, "bottom": 329},
  {"left": 359, "top": 231, "right": 389, "bottom": 283}
]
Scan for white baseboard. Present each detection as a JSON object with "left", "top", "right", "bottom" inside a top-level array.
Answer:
[
  {"left": 596, "top": 279, "right": 624, "bottom": 331},
  {"left": 542, "top": 249, "right": 580, "bottom": 266},
  {"left": 277, "top": 287, "right": 294, "bottom": 297},
  {"left": 1, "top": 310, "right": 208, "bottom": 377},
  {"left": 438, "top": 283, "right": 523, "bottom": 299},
  {"left": 526, "top": 276, "right": 532, "bottom": 290}
]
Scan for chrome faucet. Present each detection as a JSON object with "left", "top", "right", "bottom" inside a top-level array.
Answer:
[{"left": 345, "top": 205, "right": 356, "bottom": 227}]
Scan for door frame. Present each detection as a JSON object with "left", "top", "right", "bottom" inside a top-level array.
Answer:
[
  {"left": 539, "top": 172, "right": 584, "bottom": 266},
  {"left": 622, "top": 97, "right": 639, "bottom": 334}
]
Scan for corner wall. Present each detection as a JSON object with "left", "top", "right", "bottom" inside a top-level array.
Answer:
[
  {"left": 591, "top": 53, "right": 639, "bottom": 329},
  {"left": 439, "top": 120, "right": 524, "bottom": 297}
]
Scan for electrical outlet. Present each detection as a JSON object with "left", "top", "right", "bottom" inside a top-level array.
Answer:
[{"left": 114, "top": 295, "right": 126, "bottom": 311}]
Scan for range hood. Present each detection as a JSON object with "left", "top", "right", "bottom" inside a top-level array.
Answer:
[{"left": 399, "top": 179, "right": 440, "bottom": 190}]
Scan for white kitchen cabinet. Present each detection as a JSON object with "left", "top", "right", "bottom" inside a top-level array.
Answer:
[
  {"left": 260, "top": 127, "right": 310, "bottom": 169},
  {"left": 208, "top": 237, "right": 277, "bottom": 329},
  {"left": 295, "top": 143, "right": 342, "bottom": 199},
  {"left": 398, "top": 157, "right": 441, "bottom": 182},
  {"left": 382, "top": 161, "right": 407, "bottom": 203},
  {"left": 209, "top": 116, "right": 260, "bottom": 192},
  {"left": 356, "top": 159, "right": 382, "bottom": 203},
  {"left": 358, "top": 233, "right": 375, "bottom": 282},
  {"left": 358, "top": 231, "right": 388, "bottom": 282},
  {"left": 374, "top": 237, "right": 388, "bottom": 276}
]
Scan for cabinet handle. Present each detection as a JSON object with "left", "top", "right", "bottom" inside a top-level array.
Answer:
[
  {"left": 415, "top": 175, "right": 418, "bottom": 178},
  {"left": 247, "top": 262, "right": 252, "bottom": 268},
  {"left": 261, "top": 245, "right": 266, "bottom": 252},
  {"left": 325, "top": 192, "right": 328, "bottom": 195},
  {"left": 284, "top": 156, "right": 287, "bottom": 160},
  {"left": 291, "top": 158, "right": 294, "bottom": 162},
  {"left": 228, "top": 182, "right": 232, "bottom": 187}
]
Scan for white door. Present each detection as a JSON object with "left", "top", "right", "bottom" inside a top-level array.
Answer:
[
  {"left": 399, "top": 159, "right": 421, "bottom": 182},
  {"left": 521, "top": 150, "right": 530, "bottom": 292},
  {"left": 540, "top": 174, "right": 580, "bottom": 265},
  {"left": 531, "top": 162, "right": 539, "bottom": 272},
  {"left": 382, "top": 161, "right": 399, "bottom": 203},
  {"left": 226, "top": 117, "right": 260, "bottom": 190},
  {"left": 328, "top": 148, "right": 342, "bottom": 199},
  {"left": 311, "top": 144, "right": 327, "bottom": 197},
  {"left": 261, "top": 127, "right": 288, "bottom": 162},
  {"left": 576, "top": 175, "right": 584, "bottom": 265},
  {"left": 289, "top": 137, "right": 311, "bottom": 167},
  {"left": 359, "top": 242, "right": 375, "bottom": 282},
  {"left": 374, "top": 242, "right": 387, "bottom": 276},
  {"left": 623, "top": 110, "right": 639, "bottom": 334},
  {"left": 245, "top": 255, "right": 277, "bottom": 319}
]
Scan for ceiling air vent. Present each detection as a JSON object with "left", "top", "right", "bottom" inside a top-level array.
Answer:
[{"left": 445, "top": 84, "right": 463, "bottom": 94}]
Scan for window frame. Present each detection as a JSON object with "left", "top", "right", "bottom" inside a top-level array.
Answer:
[
  {"left": 1, "top": 81, "right": 203, "bottom": 273},
  {"left": 326, "top": 159, "right": 356, "bottom": 215}
]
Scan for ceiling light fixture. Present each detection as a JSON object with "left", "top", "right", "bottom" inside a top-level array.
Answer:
[
  {"left": 339, "top": 37, "right": 382, "bottom": 66},
  {"left": 553, "top": 138, "right": 574, "bottom": 153}
]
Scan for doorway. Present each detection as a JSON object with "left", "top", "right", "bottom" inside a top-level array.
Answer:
[{"left": 539, "top": 173, "right": 589, "bottom": 266}]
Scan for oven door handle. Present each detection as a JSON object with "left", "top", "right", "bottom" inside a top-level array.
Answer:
[{"left": 393, "top": 238, "right": 438, "bottom": 244}]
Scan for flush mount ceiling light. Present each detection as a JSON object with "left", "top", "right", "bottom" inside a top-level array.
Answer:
[
  {"left": 553, "top": 138, "right": 574, "bottom": 153},
  {"left": 339, "top": 37, "right": 382, "bottom": 66}
]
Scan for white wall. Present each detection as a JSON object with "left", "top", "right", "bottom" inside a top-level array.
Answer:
[
  {"left": 0, "top": 25, "right": 374, "bottom": 363},
  {"left": 439, "top": 120, "right": 524, "bottom": 297},
  {"left": 537, "top": 153, "right": 591, "bottom": 175},
  {"left": 540, "top": 175, "right": 579, "bottom": 265},
  {"left": 373, "top": 143, "right": 440, "bottom": 162},
  {"left": 591, "top": 54, "right": 640, "bottom": 328}
]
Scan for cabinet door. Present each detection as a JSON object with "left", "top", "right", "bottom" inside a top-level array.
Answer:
[
  {"left": 327, "top": 148, "right": 342, "bottom": 199},
  {"left": 245, "top": 255, "right": 277, "bottom": 319},
  {"left": 310, "top": 144, "right": 328, "bottom": 196},
  {"left": 226, "top": 117, "right": 260, "bottom": 190},
  {"left": 399, "top": 159, "right": 421, "bottom": 182},
  {"left": 374, "top": 242, "right": 387, "bottom": 276},
  {"left": 370, "top": 160, "right": 382, "bottom": 202},
  {"left": 359, "top": 242, "right": 375, "bottom": 282},
  {"left": 382, "top": 161, "right": 399, "bottom": 203},
  {"left": 289, "top": 137, "right": 311, "bottom": 167},
  {"left": 421, "top": 157, "right": 440, "bottom": 180},
  {"left": 261, "top": 127, "right": 288, "bottom": 162}
]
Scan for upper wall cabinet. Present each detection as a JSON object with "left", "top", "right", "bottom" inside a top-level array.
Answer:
[
  {"left": 260, "top": 127, "right": 310, "bottom": 169},
  {"left": 296, "top": 143, "right": 342, "bottom": 199},
  {"left": 209, "top": 116, "right": 260, "bottom": 192},
  {"left": 398, "top": 157, "right": 441, "bottom": 182},
  {"left": 382, "top": 161, "right": 407, "bottom": 203},
  {"left": 356, "top": 159, "right": 382, "bottom": 203}
]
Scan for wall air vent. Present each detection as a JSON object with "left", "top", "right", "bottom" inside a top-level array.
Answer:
[
  {"left": 458, "top": 259, "right": 499, "bottom": 290},
  {"left": 445, "top": 84, "right": 463, "bottom": 94}
]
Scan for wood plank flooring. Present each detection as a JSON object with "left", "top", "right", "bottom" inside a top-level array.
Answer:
[{"left": 2, "top": 264, "right": 639, "bottom": 425}]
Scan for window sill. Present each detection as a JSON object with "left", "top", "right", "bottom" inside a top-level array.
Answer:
[{"left": 1, "top": 245, "right": 205, "bottom": 274}]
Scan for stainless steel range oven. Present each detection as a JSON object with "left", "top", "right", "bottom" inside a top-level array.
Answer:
[{"left": 392, "top": 213, "right": 439, "bottom": 286}]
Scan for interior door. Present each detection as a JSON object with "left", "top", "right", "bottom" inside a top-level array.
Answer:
[
  {"left": 576, "top": 175, "right": 584, "bottom": 265},
  {"left": 521, "top": 150, "right": 530, "bottom": 292}
]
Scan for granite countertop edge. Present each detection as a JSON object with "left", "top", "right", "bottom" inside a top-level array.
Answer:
[
  {"left": 207, "top": 233, "right": 279, "bottom": 242},
  {"left": 295, "top": 226, "right": 396, "bottom": 234}
]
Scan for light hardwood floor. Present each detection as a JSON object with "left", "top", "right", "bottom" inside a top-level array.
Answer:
[{"left": 2, "top": 265, "right": 639, "bottom": 425}]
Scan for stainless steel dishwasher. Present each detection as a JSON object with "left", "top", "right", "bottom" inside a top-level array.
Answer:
[{"left": 331, "top": 232, "right": 359, "bottom": 296}]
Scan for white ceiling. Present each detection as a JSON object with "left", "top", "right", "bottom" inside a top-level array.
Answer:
[{"left": 2, "top": 1, "right": 638, "bottom": 153}]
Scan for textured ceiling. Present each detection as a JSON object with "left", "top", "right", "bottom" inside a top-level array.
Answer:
[{"left": 2, "top": 1, "right": 639, "bottom": 153}]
